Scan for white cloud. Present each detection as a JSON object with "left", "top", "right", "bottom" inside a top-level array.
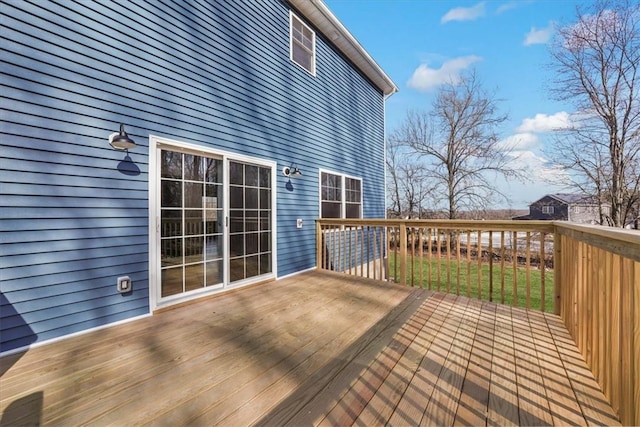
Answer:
[
  {"left": 515, "top": 112, "right": 573, "bottom": 133},
  {"left": 497, "top": 111, "right": 577, "bottom": 205},
  {"left": 495, "top": 112, "right": 574, "bottom": 204},
  {"left": 500, "top": 150, "right": 571, "bottom": 205},
  {"left": 496, "top": 1, "right": 527, "bottom": 14},
  {"left": 498, "top": 132, "right": 540, "bottom": 151},
  {"left": 407, "top": 55, "right": 482, "bottom": 91},
  {"left": 441, "top": 2, "right": 486, "bottom": 23},
  {"left": 524, "top": 23, "right": 554, "bottom": 45},
  {"left": 509, "top": 150, "right": 571, "bottom": 185}
]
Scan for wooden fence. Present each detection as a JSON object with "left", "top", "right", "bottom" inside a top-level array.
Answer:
[{"left": 316, "top": 219, "right": 639, "bottom": 425}]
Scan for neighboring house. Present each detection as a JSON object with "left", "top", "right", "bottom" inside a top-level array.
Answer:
[
  {"left": 0, "top": 1, "right": 397, "bottom": 353},
  {"left": 513, "top": 194, "right": 611, "bottom": 224}
]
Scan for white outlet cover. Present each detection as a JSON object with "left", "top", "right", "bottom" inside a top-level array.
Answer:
[{"left": 117, "top": 276, "right": 132, "bottom": 293}]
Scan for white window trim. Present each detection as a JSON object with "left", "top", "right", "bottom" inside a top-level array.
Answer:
[
  {"left": 149, "top": 135, "right": 277, "bottom": 312},
  {"left": 289, "top": 10, "right": 316, "bottom": 76},
  {"left": 542, "top": 205, "right": 554, "bottom": 214},
  {"left": 318, "top": 168, "right": 363, "bottom": 219}
]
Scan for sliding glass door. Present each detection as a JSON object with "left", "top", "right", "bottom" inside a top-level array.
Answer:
[{"left": 155, "top": 143, "right": 274, "bottom": 306}]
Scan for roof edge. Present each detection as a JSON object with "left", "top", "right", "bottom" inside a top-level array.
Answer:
[{"left": 288, "top": 0, "right": 398, "bottom": 96}]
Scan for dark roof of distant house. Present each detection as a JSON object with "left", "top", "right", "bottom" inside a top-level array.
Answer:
[{"left": 548, "top": 193, "right": 600, "bottom": 205}]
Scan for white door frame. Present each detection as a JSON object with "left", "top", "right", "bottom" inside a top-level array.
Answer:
[{"left": 148, "top": 135, "right": 277, "bottom": 312}]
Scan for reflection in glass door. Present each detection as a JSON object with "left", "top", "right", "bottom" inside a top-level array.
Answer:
[
  {"left": 228, "top": 161, "right": 272, "bottom": 283},
  {"left": 160, "top": 150, "right": 224, "bottom": 298}
]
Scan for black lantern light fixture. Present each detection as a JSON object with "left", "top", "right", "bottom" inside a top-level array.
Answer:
[
  {"left": 282, "top": 163, "right": 302, "bottom": 178},
  {"left": 109, "top": 123, "right": 136, "bottom": 150}
]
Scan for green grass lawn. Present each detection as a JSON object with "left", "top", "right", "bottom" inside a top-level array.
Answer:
[{"left": 388, "top": 255, "right": 554, "bottom": 312}]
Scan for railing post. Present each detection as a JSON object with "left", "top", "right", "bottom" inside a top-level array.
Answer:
[
  {"left": 539, "top": 231, "right": 545, "bottom": 311},
  {"left": 553, "top": 227, "right": 562, "bottom": 315},
  {"left": 316, "top": 220, "right": 322, "bottom": 270},
  {"left": 399, "top": 222, "right": 407, "bottom": 286},
  {"left": 488, "top": 230, "right": 493, "bottom": 302},
  {"left": 385, "top": 226, "right": 390, "bottom": 281}
]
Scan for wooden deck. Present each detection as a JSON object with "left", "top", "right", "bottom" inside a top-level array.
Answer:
[{"left": 0, "top": 271, "right": 620, "bottom": 426}]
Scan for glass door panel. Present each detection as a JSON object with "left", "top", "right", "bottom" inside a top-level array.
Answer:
[
  {"left": 228, "top": 161, "right": 272, "bottom": 284},
  {"left": 160, "top": 149, "right": 223, "bottom": 298}
]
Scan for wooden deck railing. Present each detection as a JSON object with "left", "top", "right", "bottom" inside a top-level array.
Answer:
[
  {"left": 554, "top": 222, "right": 639, "bottom": 426},
  {"left": 316, "top": 218, "right": 639, "bottom": 425},
  {"left": 316, "top": 219, "right": 556, "bottom": 311}
]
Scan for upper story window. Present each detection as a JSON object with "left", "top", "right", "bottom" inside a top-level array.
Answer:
[
  {"left": 290, "top": 11, "right": 315, "bottom": 75},
  {"left": 542, "top": 205, "right": 555, "bottom": 214},
  {"left": 320, "top": 171, "right": 362, "bottom": 218}
]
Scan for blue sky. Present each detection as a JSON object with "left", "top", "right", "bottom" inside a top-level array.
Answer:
[{"left": 325, "top": 0, "right": 588, "bottom": 209}]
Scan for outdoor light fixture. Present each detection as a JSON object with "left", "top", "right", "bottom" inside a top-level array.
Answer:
[
  {"left": 109, "top": 123, "right": 136, "bottom": 150},
  {"left": 282, "top": 164, "right": 302, "bottom": 178}
]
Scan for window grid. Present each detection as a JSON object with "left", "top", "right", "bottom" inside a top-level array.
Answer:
[
  {"left": 229, "top": 162, "right": 272, "bottom": 283},
  {"left": 160, "top": 151, "right": 224, "bottom": 298},
  {"left": 290, "top": 12, "right": 315, "bottom": 75},
  {"left": 320, "top": 172, "right": 362, "bottom": 219},
  {"left": 345, "top": 177, "right": 362, "bottom": 219}
]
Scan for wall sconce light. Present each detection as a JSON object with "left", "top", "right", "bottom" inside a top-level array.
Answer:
[
  {"left": 109, "top": 123, "right": 136, "bottom": 150},
  {"left": 282, "top": 164, "right": 302, "bottom": 178}
]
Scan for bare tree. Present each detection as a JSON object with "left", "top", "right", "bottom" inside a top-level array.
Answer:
[
  {"left": 399, "top": 160, "right": 432, "bottom": 218},
  {"left": 390, "top": 70, "right": 522, "bottom": 219},
  {"left": 385, "top": 137, "right": 403, "bottom": 217},
  {"left": 385, "top": 137, "right": 432, "bottom": 217},
  {"left": 550, "top": 131, "right": 613, "bottom": 224},
  {"left": 548, "top": 0, "right": 640, "bottom": 227}
]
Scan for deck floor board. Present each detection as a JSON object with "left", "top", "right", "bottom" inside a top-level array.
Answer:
[{"left": 0, "top": 271, "right": 620, "bottom": 426}]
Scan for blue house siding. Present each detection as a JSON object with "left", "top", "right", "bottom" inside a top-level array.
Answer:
[{"left": 1, "top": 0, "right": 388, "bottom": 352}]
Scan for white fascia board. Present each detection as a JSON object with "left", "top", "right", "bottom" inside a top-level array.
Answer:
[{"left": 289, "top": 0, "right": 398, "bottom": 96}]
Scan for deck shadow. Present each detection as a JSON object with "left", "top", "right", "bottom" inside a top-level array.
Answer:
[
  {"left": 255, "top": 287, "right": 428, "bottom": 426},
  {"left": 1, "top": 391, "right": 43, "bottom": 426}
]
